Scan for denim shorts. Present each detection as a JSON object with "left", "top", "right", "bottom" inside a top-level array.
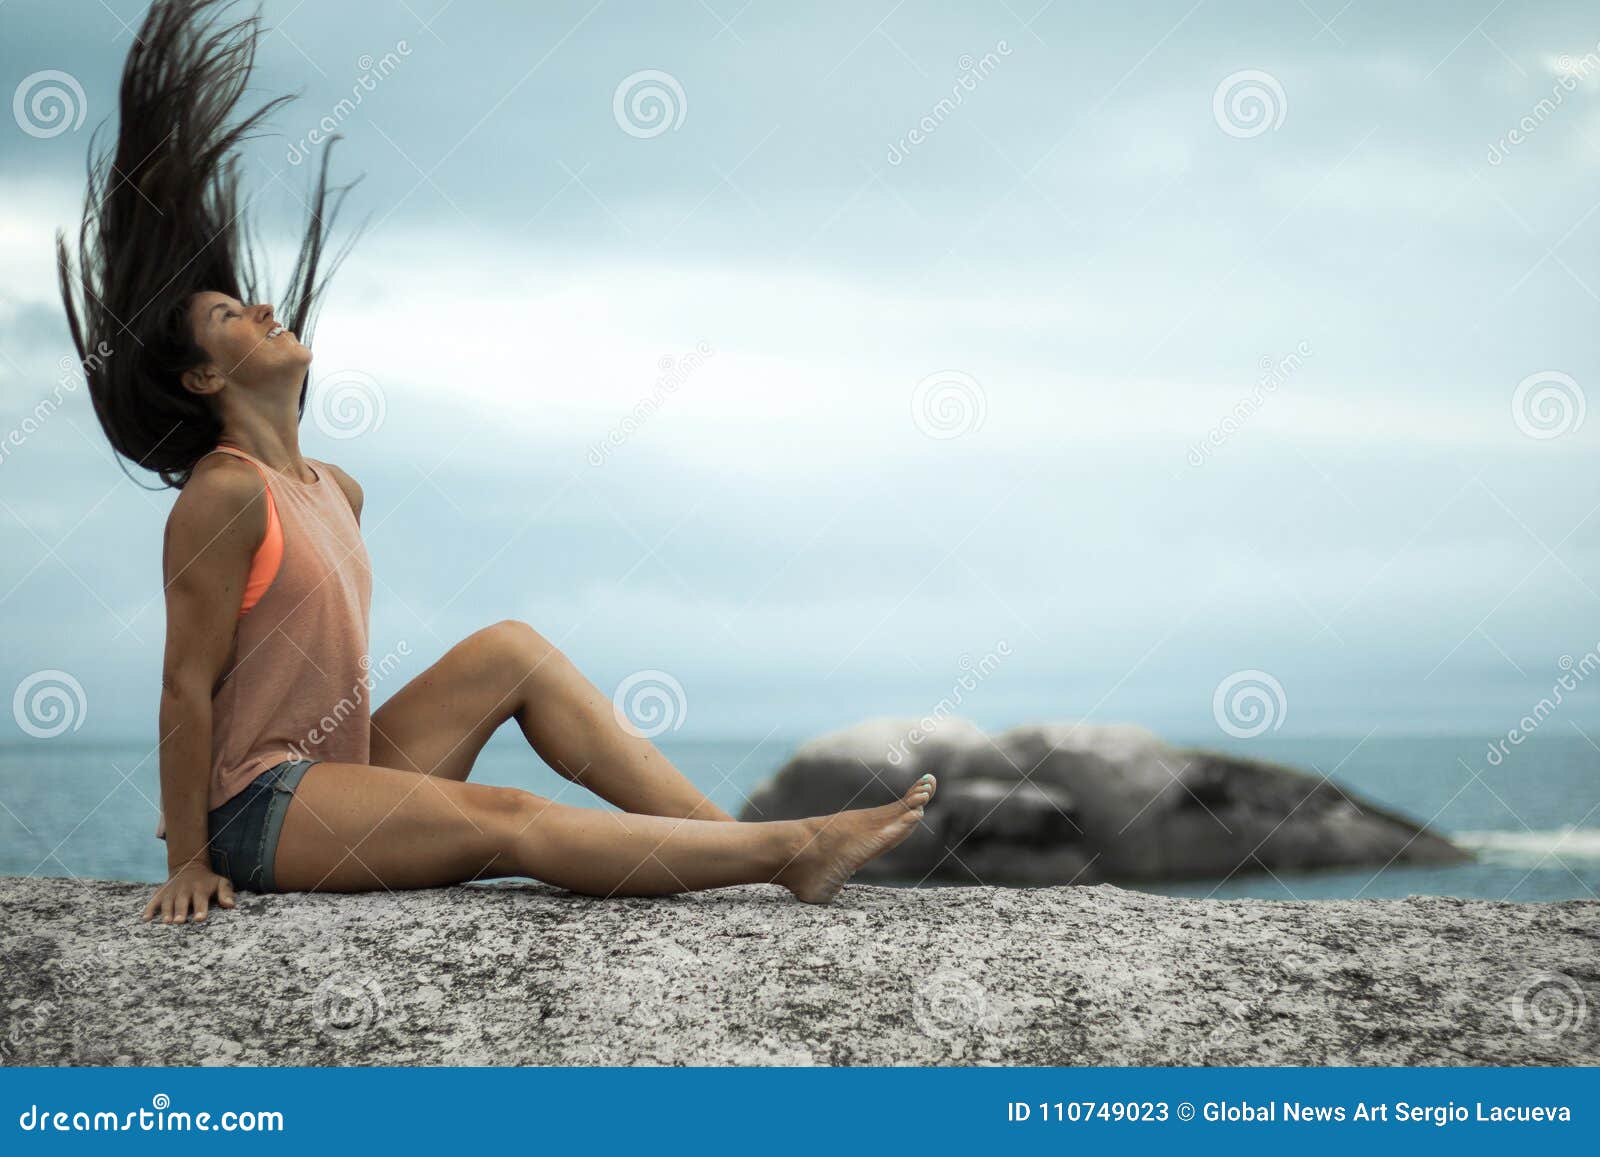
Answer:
[{"left": 207, "top": 759, "right": 317, "bottom": 893}]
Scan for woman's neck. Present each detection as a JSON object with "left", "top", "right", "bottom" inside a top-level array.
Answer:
[{"left": 217, "top": 416, "right": 314, "bottom": 481}]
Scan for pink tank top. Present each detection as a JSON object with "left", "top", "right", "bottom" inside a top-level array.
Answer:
[{"left": 155, "top": 444, "right": 374, "bottom": 838}]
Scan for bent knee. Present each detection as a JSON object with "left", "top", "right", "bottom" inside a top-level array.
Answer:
[{"left": 476, "top": 619, "right": 569, "bottom": 683}]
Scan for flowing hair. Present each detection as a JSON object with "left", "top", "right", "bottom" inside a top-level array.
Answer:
[{"left": 56, "top": 0, "right": 359, "bottom": 489}]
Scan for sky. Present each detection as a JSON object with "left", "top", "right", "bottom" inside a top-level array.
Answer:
[{"left": 1, "top": 0, "right": 1598, "bottom": 747}]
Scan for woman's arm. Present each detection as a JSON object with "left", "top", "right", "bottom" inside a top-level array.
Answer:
[{"left": 143, "top": 458, "right": 267, "bottom": 923}]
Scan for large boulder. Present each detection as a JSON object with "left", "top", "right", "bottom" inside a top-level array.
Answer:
[
  {"left": 739, "top": 719, "right": 1471, "bottom": 885},
  {"left": 1, "top": 875, "right": 1592, "bottom": 1065}
]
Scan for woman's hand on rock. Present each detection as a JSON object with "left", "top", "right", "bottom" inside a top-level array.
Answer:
[{"left": 141, "top": 860, "right": 236, "bottom": 924}]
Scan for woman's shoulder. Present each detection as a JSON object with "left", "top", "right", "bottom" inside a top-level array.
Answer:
[
  {"left": 176, "top": 451, "right": 269, "bottom": 514},
  {"left": 315, "top": 459, "right": 364, "bottom": 522},
  {"left": 164, "top": 453, "right": 269, "bottom": 556}
]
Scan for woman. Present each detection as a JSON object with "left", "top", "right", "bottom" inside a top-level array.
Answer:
[{"left": 58, "top": 0, "right": 935, "bottom": 924}]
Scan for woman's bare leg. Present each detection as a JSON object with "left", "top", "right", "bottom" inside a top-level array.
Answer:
[
  {"left": 368, "top": 620, "right": 735, "bottom": 821},
  {"left": 274, "top": 760, "right": 937, "bottom": 902}
]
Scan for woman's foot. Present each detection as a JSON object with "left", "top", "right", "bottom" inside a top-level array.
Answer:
[{"left": 779, "top": 775, "right": 937, "bottom": 904}]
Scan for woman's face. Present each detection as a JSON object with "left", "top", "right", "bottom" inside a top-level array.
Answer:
[{"left": 186, "top": 291, "right": 311, "bottom": 389}]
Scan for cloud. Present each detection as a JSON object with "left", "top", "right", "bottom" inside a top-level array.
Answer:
[{"left": 3, "top": 0, "right": 1598, "bottom": 739}]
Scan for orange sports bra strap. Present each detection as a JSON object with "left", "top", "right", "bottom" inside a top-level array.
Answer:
[
  {"left": 199, "top": 443, "right": 258, "bottom": 470},
  {"left": 199, "top": 445, "right": 284, "bottom": 616}
]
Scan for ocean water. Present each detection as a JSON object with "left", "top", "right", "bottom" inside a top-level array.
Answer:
[{"left": 0, "top": 732, "right": 1594, "bottom": 902}]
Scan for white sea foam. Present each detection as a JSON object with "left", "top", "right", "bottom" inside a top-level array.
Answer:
[{"left": 1454, "top": 827, "right": 1600, "bottom": 866}]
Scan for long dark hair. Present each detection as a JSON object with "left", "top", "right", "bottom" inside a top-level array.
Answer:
[{"left": 56, "top": 0, "right": 358, "bottom": 489}]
